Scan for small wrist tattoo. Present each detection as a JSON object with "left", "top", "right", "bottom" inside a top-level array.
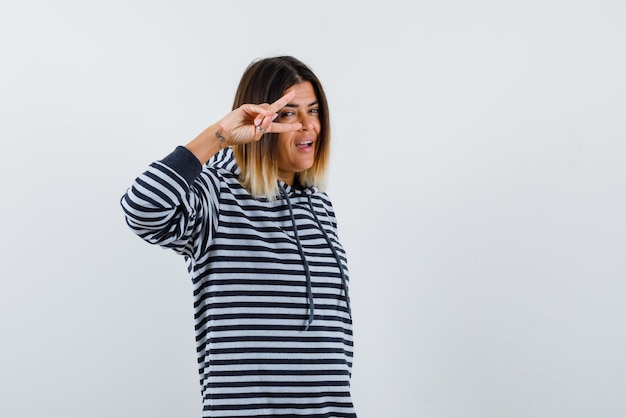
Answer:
[{"left": 215, "top": 129, "right": 226, "bottom": 148}]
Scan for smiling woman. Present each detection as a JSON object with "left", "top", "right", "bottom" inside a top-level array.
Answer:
[
  {"left": 230, "top": 56, "right": 332, "bottom": 199},
  {"left": 275, "top": 82, "right": 321, "bottom": 185},
  {"left": 120, "top": 56, "right": 357, "bottom": 418}
]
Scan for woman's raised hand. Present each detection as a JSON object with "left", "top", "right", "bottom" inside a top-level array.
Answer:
[
  {"left": 217, "top": 90, "right": 302, "bottom": 146},
  {"left": 185, "top": 90, "right": 303, "bottom": 164}
]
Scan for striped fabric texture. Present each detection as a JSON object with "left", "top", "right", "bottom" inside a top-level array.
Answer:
[{"left": 121, "top": 146, "right": 356, "bottom": 417}]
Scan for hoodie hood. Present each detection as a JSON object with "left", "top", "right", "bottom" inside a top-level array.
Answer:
[{"left": 207, "top": 147, "right": 321, "bottom": 198}]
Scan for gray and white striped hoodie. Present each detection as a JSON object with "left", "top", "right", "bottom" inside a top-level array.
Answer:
[{"left": 121, "top": 145, "right": 356, "bottom": 417}]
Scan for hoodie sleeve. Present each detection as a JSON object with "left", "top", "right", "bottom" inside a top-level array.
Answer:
[{"left": 120, "top": 146, "right": 219, "bottom": 258}]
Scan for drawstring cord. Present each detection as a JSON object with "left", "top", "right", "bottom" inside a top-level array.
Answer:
[
  {"left": 307, "top": 194, "right": 352, "bottom": 319},
  {"left": 279, "top": 183, "right": 352, "bottom": 331},
  {"left": 279, "top": 183, "right": 315, "bottom": 331}
]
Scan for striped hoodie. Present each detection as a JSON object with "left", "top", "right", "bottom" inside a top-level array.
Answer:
[{"left": 121, "top": 146, "right": 356, "bottom": 417}]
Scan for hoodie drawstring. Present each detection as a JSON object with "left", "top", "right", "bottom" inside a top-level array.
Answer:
[
  {"left": 306, "top": 194, "right": 352, "bottom": 320},
  {"left": 279, "top": 183, "right": 315, "bottom": 331},
  {"left": 278, "top": 183, "right": 352, "bottom": 331}
]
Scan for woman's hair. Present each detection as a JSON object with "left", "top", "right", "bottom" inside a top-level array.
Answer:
[{"left": 231, "top": 56, "right": 331, "bottom": 198}]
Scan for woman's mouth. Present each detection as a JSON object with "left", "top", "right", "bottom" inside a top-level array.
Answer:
[{"left": 296, "top": 140, "right": 314, "bottom": 149}]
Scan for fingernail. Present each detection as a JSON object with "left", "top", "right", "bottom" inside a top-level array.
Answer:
[{"left": 272, "top": 113, "right": 278, "bottom": 121}]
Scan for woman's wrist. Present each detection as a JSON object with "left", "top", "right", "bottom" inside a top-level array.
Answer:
[
  {"left": 185, "top": 123, "right": 226, "bottom": 165},
  {"left": 214, "top": 122, "right": 230, "bottom": 149}
]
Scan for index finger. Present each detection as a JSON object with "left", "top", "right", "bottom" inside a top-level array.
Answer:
[{"left": 269, "top": 89, "right": 296, "bottom": 113}]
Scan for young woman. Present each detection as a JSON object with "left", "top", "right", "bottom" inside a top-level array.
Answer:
[{"left": 121, "top": 56, "right": 356, "bottom": 417}]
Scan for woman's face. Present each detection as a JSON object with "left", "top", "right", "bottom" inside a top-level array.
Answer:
[{"left": 276, "top": 81, "right": 320, "bottom": 185}]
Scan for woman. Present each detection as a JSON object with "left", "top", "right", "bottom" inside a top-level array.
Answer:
[{"left": 121, "top": 56, "right": 357, "bottom": 417}]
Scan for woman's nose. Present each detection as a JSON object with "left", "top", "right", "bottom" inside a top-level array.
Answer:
[{"left": 299, "top": 114, "right": 314, "bottom": 130}]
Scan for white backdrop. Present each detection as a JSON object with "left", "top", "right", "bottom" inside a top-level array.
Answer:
[{"left": 1, "top": 1, "right": 625, "bottom": 417}]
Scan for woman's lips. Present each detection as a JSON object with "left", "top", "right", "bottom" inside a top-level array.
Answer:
[{"left": 296, "top": 140, "right": 314, "bottom": 150}]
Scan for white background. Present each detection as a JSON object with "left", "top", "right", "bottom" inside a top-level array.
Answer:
[{"left": 1, "top": 1, "right": 625, "bottom": 417}]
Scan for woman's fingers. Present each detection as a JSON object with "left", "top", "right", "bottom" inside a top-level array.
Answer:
[
  {"left": 245, "top": 90, "right": 292, "bottom": 117},
  {"left": 250, "top": 90, "right": 295, "bottom": 126},
  {"left": 268, "top": 121, "right": 302, "bottom": 133},
  {"left": 253, "top": 90, "right": 300, "bottom": 134},
  {"left": 232, "top": 89, "right": 299, "bottom": 139},
  {"left": 269, "top": 89, "right": 296, "bottom": 114},
  {"left": 253, "top": 111, "right": 277, "bottom": 127},
  {"left": 256, "top": 113, "right": 301, "bottom": 135}
]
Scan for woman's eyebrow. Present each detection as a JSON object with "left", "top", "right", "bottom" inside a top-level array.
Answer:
[{"left": 284, "top": 100, "right": 319, "bottom": 108}]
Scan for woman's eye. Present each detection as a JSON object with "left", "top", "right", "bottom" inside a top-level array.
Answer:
[
  {"left": 280, "top": 111, "right": 295, "bottom": 118},
  {"left": 310, "top": 108, "right": 320, "bottom": 115}
]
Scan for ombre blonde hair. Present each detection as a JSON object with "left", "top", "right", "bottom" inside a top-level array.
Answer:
[{"left": 231, "top": 56, "right": 331, "bottom": 199}]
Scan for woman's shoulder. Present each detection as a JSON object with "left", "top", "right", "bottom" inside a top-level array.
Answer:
[
  {"left": 205, "top": 148, "right": 239, "bottom": 174},
  {"left": 198, "top": 147, "right": 242, "bottom": 184}
]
